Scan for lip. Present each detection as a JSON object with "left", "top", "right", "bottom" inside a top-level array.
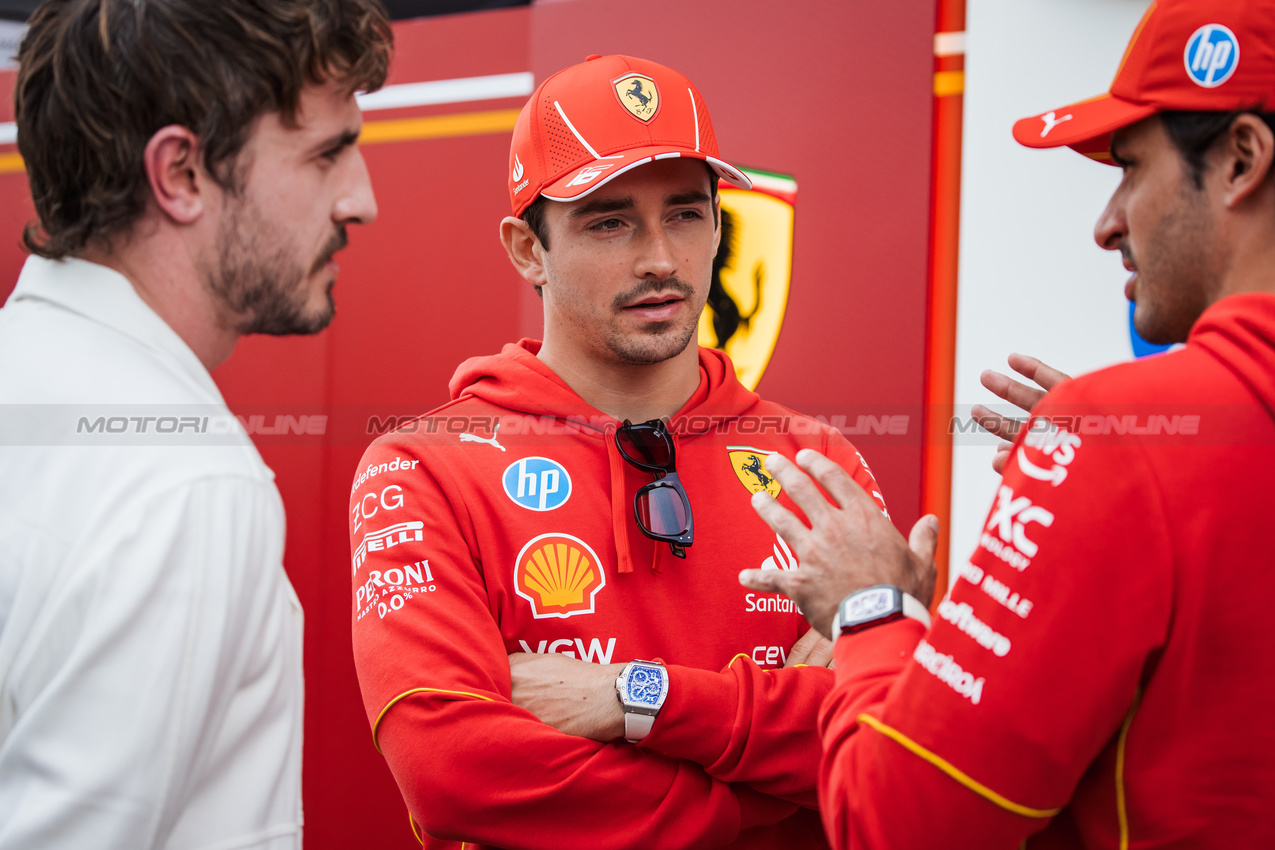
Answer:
[
  {"left": 1124, "top": 272, "right": 1136, "bottom": 302},
  {"left": 623, "top": 292, "right": 685, "bottom": 322}
]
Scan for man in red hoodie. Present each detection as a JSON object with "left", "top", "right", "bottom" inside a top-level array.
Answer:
[
  {"left": 347, "top": 55, "right": 931, "bottom": 849},
  {"left": 741, "top": 1, "right": 1275, "bottom": 847}
]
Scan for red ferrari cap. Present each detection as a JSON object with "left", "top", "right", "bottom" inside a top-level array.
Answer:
[
  {"left": 507, "top": 54, "right": 751, "bottom": 216},
  {"left": 1013, "top": 0, "right": 1275, "bottom": 163}
]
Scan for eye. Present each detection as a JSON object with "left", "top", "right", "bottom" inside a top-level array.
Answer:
[
  {"left": 588, "top": 218, "right": 625, "bottom": 232},
  {"left": 671, "top": 209, "right": 703, "bottom": 221}
]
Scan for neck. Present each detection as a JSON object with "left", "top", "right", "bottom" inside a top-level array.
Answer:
[
  {"left": 537, "top": 336, "right": 701, "bottom": 423},
  {"left": 78, "top": 231, "right": 238, "bottom": 372},
  {"left": 1214, "top": 212, "right": 1275, "bottom": 304}
]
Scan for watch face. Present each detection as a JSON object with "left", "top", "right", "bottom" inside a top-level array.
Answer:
[
  {"left": 626, "top": 665, "right": 666, "bottom": 707},
  {"left": 845, "top": 587, "right": 897, "bottom": 624}
]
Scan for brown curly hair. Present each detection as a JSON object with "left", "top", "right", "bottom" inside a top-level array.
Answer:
[{"left": 14, "top": 0, "right": 393, "bottom": 259}]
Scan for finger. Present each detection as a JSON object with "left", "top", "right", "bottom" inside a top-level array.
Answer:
[
  {"left": 1007, "top": 353, "right": 1071, "bottom": 391},
  {"left": 761, "top": 452, "right": 834, "bottom": 525},
  {"left": 739, "top": 567, "right": 795, "bottom": 596},
  {"left": 799, "top": 635, "right": 835, "bottom": 669},
  {"left": 907, "top": 514, "right": 940, "bottom": 565},
  {"left": 793, "top": 448, "right": 881, "bottom": 516},
  {"left": 751, "top": 488, "right": 811, "bottom": 552},
  {"left": 981, "top": 370, "right": 1048, "bottom": 415},
  {"left": 970, "top": 403, "right": 1023, "bottom": 442},
  {"left": 508, "top": 652, "right": 535, "bottom": 667},
  {"left": 784, "top": 627, "right": 821, "bottom": 667},
  {"left": 992, "top": 448, "right": 1010, "bottom": 475}
]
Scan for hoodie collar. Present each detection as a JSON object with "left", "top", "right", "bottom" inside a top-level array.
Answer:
[
  {"left": 1189, "top": 291, "right": 1275, "bottom": 420},
  {"left": 448, "top": 339, "right": 759, "bottom": 436}
]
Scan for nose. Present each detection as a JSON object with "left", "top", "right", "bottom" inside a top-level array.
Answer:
[
  {"left": 1093, "top": 185, "right": 1126, "bottom": 252},
  {"left": 634, "top": 223, "right": 676, "bottom": 280},
  {"left": 335, "top": 146, "right": 378, "bottom": 227}
]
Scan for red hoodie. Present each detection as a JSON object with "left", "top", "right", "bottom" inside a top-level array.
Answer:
[
  {"left": 349, "top": 342, "right": 887, "bottom": 849},
  {"left": 817, "top": 293, "right": 1275, "bottom": 848}
]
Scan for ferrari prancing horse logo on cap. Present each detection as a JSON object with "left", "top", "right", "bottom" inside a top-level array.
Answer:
[{"left": 613, "top": 74, "right": 660, "bottom": 122}]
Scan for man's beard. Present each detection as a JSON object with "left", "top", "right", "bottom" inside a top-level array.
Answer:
[
  {"left": 208, "top": 197, "right": 347, "bottom": 336},
  {"left": 1128, "top": 179, "right": 1217, "bottom": 345},
  {"left": 602, "top": 277, "right": 701, "bottom": 365}
]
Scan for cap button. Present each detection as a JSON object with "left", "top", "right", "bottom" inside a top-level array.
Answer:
[{"left": 584, "top": 54, "right": 602, "bottom": 61}]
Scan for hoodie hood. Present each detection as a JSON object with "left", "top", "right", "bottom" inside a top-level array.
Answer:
[
  {"left": 1190, "top": 292, "right": 1275, "bottom": 421},
  {"left": 448, "top": 339, "right": 761, "bottom": 435},
  {"left": 448, "top": 340, "right": 761, "bottom": 575}
]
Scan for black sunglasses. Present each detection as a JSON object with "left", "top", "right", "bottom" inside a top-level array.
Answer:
[{"left": 614, "top": 419, "right": 694, "bottom": 558}]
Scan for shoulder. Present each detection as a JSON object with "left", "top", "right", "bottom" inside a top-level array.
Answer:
[{"left": 1044, "top": 344, "right": 1230, "bottom": 408}]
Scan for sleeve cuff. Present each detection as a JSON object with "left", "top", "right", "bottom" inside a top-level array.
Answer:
[
  {"left": 833, "top": 617, "right": 927, "bottom": 685},
  {"left": 638, "top": 663, "right": 737, "bottom": 766}
]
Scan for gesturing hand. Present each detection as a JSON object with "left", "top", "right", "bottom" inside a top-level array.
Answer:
[
  {"left": 737, "top": 450, "right": 939, "bottom": 639},
  {"left": 971, "top": 353, "right": 1072, "bottom": 474},
  {"left": 508, "top": 653, "right": 626, "bottom": 742}
]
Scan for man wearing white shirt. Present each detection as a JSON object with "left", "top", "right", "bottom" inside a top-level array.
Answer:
[{"left": 0, "top": 1, "right": 391, "bottom": 847}]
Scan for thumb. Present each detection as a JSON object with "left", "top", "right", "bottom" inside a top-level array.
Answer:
[
  {"left": 739, "top": 568, "right": 793, "bottom": 596},
  {"left": 908, "top": 514, "right": 940, "bottom": 565}
]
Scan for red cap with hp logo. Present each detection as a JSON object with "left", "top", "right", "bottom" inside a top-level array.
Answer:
[
  {"left": 1013, "top": 0, "right": 1275, "bottom": 162},
  {"left": 507, "top": 54, "right": 751, "bottom": 216}
]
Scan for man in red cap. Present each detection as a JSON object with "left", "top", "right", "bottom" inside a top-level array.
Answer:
[
  {"left": 347, "top": 55, "right": 899, "bottom": 848},
  {"left": 740, "top": 0, "right": 1275, "bottom": 846}
]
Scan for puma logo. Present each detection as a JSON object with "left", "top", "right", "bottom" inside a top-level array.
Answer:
[
  {"left": 1039, "top": 111, "right": 1073, "bottom": 138},
  {"left": 459, "top": 423, "right": 505, "bottom": 452}
]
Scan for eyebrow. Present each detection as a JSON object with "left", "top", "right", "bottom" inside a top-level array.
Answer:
[
  {"left": 569, "top": 196, "right": 634, "bottom": 218},
  {"left": 666, "top": 190, "right": 712, "bottom": 207},
  {"left": 569, "top": 189, "right": 713, "bottom": 219},
  {"left": 316, "top": 128, "right": 361, "bottom": 156}
]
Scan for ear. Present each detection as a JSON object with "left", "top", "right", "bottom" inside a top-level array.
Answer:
[
  {"left": 711, "top": 195, "right": 722, "bottom": 255},
  {"left": 1219, "top": 113, "right": 1275, "bottom": 209},
  {"left": 142, "top": 125, "right": 208, "bottom": 225},
  {"left": 500, "top": 215, "right": 548, "bottom": 289}
]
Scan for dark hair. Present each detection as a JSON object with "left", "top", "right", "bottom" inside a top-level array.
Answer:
[
  {"left": 15, "top": 0, "right": 393, "bottom": 259},
  {"left": 1161, "top": 110, "right": 1275, "bottom": 189},
  {"left": 520, "top": 161, "right": 721, "bottom": 296}
]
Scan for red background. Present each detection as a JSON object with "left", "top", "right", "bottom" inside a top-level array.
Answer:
[{"left": 0, "top": 1, "right": 935, "bottom": 845}]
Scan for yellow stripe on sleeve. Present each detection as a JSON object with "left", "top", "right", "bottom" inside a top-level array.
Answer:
[
  {"left": 1115, "top": 689, "right": 1143, "bottom": 850},
  {"left": 857, "top": 714, "right": 1062, "bottom": 819},
  {"left": 373, "top": 687, "right": 497, "bottom": 753}
]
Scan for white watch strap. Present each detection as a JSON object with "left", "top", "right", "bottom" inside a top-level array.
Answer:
[
  {"left": 624, "top": 712, "right": 657, "bottom": 742},
  {"left": 902, "top": 593, "right": 933, "bottom": 629}
]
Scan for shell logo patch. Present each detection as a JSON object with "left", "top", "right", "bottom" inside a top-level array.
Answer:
[
  {"left": 729, "top": 447, "right": 781, "bottom": 497},
  {"left": 514, "top": 533, "right": 606, "bottom": 619},
  {"left": 698, "top": 168, "right": 797, "bottom": 390},
  {"left": 613, "top": 73, "right": 660, "bottom": 122}
]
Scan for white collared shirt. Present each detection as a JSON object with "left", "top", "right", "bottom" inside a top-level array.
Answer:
[{"left": 0, "top": 257, "right": 303, "bottom": 849}]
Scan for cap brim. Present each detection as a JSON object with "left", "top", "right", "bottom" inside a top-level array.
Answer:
[
  {"left": 540, "top": 147, "right": 752, "bottom": 203},
  {"left": 1012, "top": 94, "right": 1158, "bottom": 164}
]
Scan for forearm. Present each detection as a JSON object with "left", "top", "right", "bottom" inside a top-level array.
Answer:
[
  {"left": 640, "top": 658, "right": 833, "bottom": 806},
  {"left": 817, "top": 622, "right": 1034, "bottom": 849},
  {"left": 378, "top": 694, "right": 797, "bottom": 849}
]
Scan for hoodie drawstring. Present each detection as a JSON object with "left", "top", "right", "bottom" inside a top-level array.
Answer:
[{"left": 606, "top": 435, "right": 635, "bottom": 574}]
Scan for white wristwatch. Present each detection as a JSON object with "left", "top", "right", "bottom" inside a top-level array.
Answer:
[
  {"left": 615, "top": 660, "right": 669, "bottom": 743},
  {"left": 829, "top": 585, "right": 932, "bottom": 642}
]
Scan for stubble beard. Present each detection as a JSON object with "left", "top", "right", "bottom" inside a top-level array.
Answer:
[
  {"left": 208, "top": 195, "right": 346, "bottom": 337},
  {"left": 1130, "top": 182, "right": 1217, "bottom": 346}
]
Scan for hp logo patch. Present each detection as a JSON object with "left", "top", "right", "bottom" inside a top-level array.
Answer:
[
  {"left": 1184, "top": 24, "right": 1239, "bottom": 88},
  {"left": 503, "top": 457, "right": 571, "bottom": 511}
]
